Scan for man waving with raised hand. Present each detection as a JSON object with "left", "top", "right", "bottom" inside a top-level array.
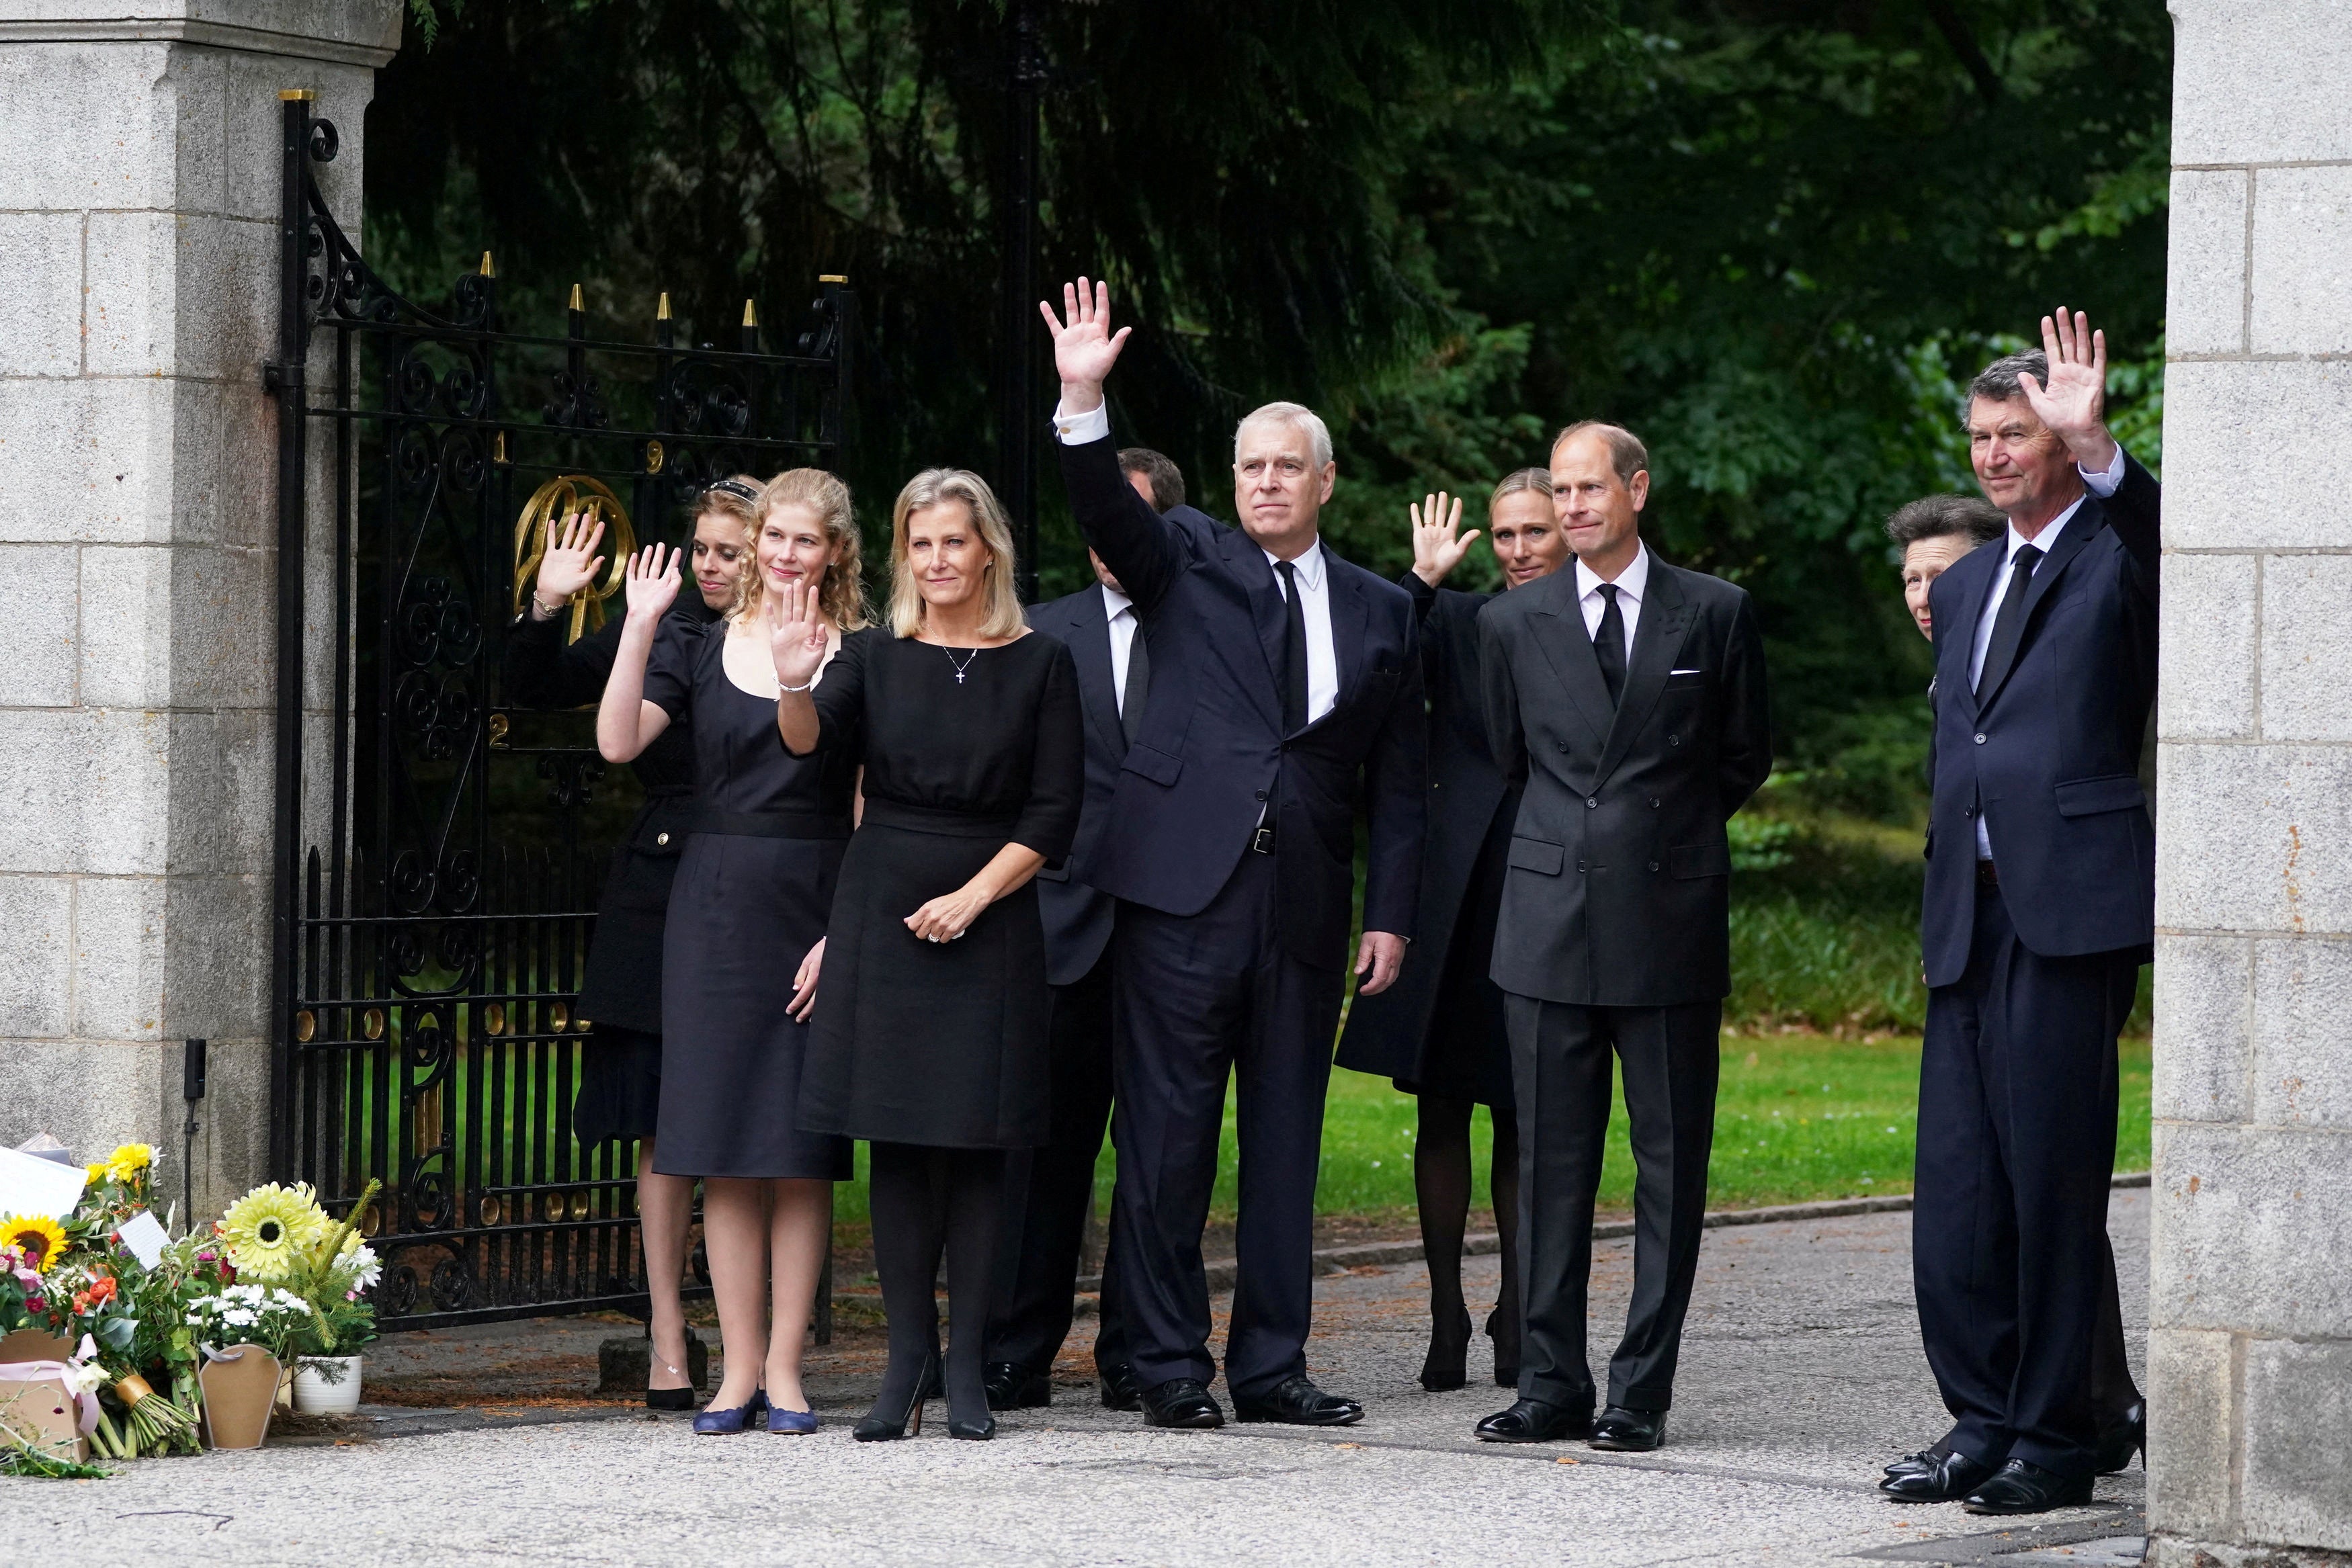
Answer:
[{"left": 1036, "top": 278, "right": 1427, "bottom": 1431}]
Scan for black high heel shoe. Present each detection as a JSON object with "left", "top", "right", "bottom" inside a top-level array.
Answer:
[
  {"left": 646, "top": 1336, "right": 697, "bottom": 1412},
  {"left": 853, "top": 1352, "right": 937, "bottom": 1442},
  {"left": 1420, "top": 1307, "right": 1473, "bottom": 1392},
  {"left": 1486, "top": 1304, "right": 1522, "bottom": 1389}
]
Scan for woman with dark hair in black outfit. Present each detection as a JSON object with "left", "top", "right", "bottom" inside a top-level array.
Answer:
[
  {"left": 503, "top": 477, "right": 759, "bottom": 1409},
  {"left": 776, "top": 468, "right": 1083, "bottom": 1443},
  {"left": 1335, "top": 472, "right": 1569, "bottom": 1391}
]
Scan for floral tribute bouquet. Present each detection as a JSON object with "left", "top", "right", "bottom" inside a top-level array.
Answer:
[{"left": 208, "top": 1178, "right": 384, "bottom": 1368}]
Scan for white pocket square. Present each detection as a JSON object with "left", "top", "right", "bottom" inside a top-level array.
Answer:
[{"left": 1670, "top": 668, "right": 1704, "bottom": 676}]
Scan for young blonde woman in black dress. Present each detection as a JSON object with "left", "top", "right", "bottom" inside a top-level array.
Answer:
[
  {"left": 597, "top": 470, "right": 868, "bottom": 1435},
  {"left": 774, "top": 469, "right": 1083, "bottom": 1442}
]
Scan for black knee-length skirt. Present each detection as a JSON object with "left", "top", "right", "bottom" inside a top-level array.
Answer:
[
  {"left": 796, "top": 818, "right": 1052, "bottom": 1151},
  {"left": 651, "top": 831, "right": 855, "bottom": 1180}
]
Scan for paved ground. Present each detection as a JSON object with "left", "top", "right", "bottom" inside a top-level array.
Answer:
[{"left": 3, "top": 1193, "right": 2148, "bottom": 1567}]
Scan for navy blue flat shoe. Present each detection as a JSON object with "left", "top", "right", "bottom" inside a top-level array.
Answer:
[
  {"left": 694, "top": 1397, "right": 761, "bottom": 1435},
  {"left": 767, "top": 1406, "right": 820, "bottom": 1435}
]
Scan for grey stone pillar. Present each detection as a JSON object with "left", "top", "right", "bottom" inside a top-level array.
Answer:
[
  {"left": 0, "top": 1, "right": 401, "bottom": 1219},
  {"left": 2151, "top": 2, "right": 2352, "bottom": 1561}
]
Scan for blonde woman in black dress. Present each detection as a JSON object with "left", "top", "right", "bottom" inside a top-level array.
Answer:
[
  {"left": 597, "top": 469, "right": 868, "bottom": 1435},
  {"left": 775, "top": 469, "right": 1083, "bottom": 1442}
]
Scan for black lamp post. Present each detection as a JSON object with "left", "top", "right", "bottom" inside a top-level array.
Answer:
[{"left": 997, "top": 0, "right": 1047, "bottom": 601}]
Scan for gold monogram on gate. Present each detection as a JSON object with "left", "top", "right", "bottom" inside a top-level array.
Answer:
[{"left": 511, "top": 476, "right": 638, "bottom": 644}]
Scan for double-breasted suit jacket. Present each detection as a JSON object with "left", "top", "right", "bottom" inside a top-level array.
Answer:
[{"left": 1478, "top": 554, "right": 1773, "bottom": 1006}]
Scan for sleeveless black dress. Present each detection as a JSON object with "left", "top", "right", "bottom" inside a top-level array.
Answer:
[
  {"left": 643, "top": 617, "right": 857, "bottom": 1180},
  {"left": 795, "top": 630, "right": 1084, "bottom": 1150}
]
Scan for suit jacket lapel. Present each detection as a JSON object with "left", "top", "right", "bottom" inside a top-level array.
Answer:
[
  {"left": 1974, "top": 507, "right": 2100, "bottom": 715},
  {"left": 1218, "top": 526, "right": 1288, "bottom": 730},
  {"left": 1594, "top": 564, "right": 1693, "bottom": 787},
  {"left": 1956, "top": 548, "right": 2005, "bottom": 720},
  {"left": 1527, "top": 572, "right": 1615, "bottom": 752},
  {"left": 1067, "top": 590, "right": 1127, "bottom": 759},
  {"left": 1316, "top": 548, "right": 1368, "bottom": 732}
]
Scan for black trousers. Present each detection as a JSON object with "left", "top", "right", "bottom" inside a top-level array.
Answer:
[
  {"left": 1109, "top": 851, "right": 1345, "bottom": 1400},
  {"left": 1915, "top": 882, "right": 2140, "bottom": 1477},
  {"left": 986, "top": 948, "right": 1130, "bottom": 1376},
  {"left": 1505, "top": 993, "right": 1720, "bottom": 1414}
]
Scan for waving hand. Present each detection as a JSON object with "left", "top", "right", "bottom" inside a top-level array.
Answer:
[{"left": 1039, "top": 277, "right": 1132, "bottom": 416}]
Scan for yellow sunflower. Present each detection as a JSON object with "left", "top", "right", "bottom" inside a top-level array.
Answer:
[
  {"left": 1, "top": 1213, "right": 69, "bottom": 1274},
  {"left": 219, "top": 1182, "right": 327, "bottom": 1282}
]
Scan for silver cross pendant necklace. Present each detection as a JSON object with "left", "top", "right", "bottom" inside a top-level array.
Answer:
[{"left": 941, "top": 644, "right": 980, "bottom": 685}]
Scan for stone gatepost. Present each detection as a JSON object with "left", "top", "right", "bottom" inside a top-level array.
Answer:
[
  {"left": 0, "top": 2, "right": 401, "bottom": 1219},
  {"left": 2152, "top": 1, "right": 2352, "bottom": 1561}
]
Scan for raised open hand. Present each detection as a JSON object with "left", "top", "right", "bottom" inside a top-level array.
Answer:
[
  {"left": 1409, "top": 492, "right": 1481, "bottom": 587},
  {"left": 2020, "top": 306, "right": 2118, "bottom": 470},
  {"left": 534, "top": 511, "right": 608, "bottom": 614},
  {"left": 767, "top": 578, "right": 829, "bottom": 691},
  {"left": 622, "top": 543, "right": 681, "bottom": 623},
  {"left": 1038, "top": 277, "right": 1131, "bottom": 412}
]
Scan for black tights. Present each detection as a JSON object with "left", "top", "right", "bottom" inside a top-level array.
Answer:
[
  {"left": 868, "top": 1141, "right": 1007, "bottom": 1425},
  {"left": 1415, "top": 1096, "right": 1521, "bottom": 1354}
]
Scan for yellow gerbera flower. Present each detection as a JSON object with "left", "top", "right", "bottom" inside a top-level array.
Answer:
[
  {"left": 219, "top": 1182, "right": 327, "bottom": 1282},
  {"left": 1, "top": 1213, "right": 69, "bottom": 1274},
  {"left": 103, "top": 1143, "right": 155, "bottom": 1182}
]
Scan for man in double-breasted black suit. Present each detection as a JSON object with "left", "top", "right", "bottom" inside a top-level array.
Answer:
[
  {"left": 1880, "top": 310, "right": 2158, "bottom": 1516},
  {"left": 982, "top": 449, "right": 1185, "bottom": 1415},
  {"left": 1039, "top": 280, "right": 1426, "bottom": 1430},
  {"left": 1476, "top": 422, "right": 1772, "bottom": 1451}
]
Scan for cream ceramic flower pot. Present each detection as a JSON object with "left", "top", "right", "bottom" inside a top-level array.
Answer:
[{"left": 292, "top": 1354, "right": 364, "bottom": 1414}]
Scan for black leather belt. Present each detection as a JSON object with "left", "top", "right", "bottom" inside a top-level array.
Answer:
[
  {"left": 1976, "top": 860, "right": 1999, "bottom": 888},
  {"left": 1251, "top": 824, "right": 1277, "bottom": 855}
]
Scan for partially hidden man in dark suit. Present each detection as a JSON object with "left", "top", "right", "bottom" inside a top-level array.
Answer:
[
  {"left": 1040, "top": 279, "right": 1427, "bottom": 1429},
  {"left": 982, "top": 448, "right": 1185, "bottom": 1415},
  {"left": 1881, "top": 310, "right": 2158, "bottom": 1517},
  {"left": 1476, "top": 422, "right": 1772, "bottom": 1452}
]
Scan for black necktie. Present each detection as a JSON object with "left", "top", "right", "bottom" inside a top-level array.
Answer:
[
  {"left": 1593, "top": 582, "right": 1627, "bottom": 707},
  {"left": 1119, "top": 610, "right": 1148, "bottom": 748},
  {"left": 1275, "top": 559, "right": 1308, "bottom": 734},
  {"left": 1974, "top": 543, "right": 2044, "bottom": 698}
]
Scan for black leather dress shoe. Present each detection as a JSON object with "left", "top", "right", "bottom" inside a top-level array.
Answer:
[
  {"left": 1588, "top": 1405, "right": 1667, "bottom": 1452},
  {"left": 2095, "top": 1402, "right": 2146, "bottom": 1474},
  {"left": 1140, "top": 1377, "right": 1225, "bottom": 1429},
  {"left": 1474, "top": 1399, "right": 1592, "bottom": 1444},
  {"left": 1878, "top": 1446, "right": 1999, "bottom": 1501},
  {"left": 1234, "top": 1375, "right": 1364, "bottom": 1426},
  {"left": 982, "top": 1360, "right": 1051, "bottom": 1411},
  {"left": 1098, "top": 1362, "right": 1142, "bottom": 1412},
  {"left": 1963, "top": 1458, "right": 2095, "bottom": 1515},
  {"left": 1882, "top": 1443, "right": 1949, "bottom": 1479}
]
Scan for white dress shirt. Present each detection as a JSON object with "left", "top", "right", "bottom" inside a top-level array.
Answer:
[
  {"left": 1968, "top": 444, "right": 2129, "bottom": 858},
  {"left": 1102, "top": 583, "right": 1138, "bottom": 715},
  {"left": 1054, "top": 398, "right": 1337, "bottom": 727},
  {"left": 1576, "top": 542, "right": 1652, "bottom": 654}
]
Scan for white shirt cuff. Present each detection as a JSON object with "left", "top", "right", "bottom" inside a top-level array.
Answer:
[
  {"left": 1052, "top": 402, "right": 1111, "bottom": 446},
  {"left": 2079, "top": 441, "right": 2127, "bottom": 497}
]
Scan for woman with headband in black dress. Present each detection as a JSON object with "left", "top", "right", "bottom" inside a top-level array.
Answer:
[{"left": 505, "top": 476, "right": 760, "bottom": 1409}]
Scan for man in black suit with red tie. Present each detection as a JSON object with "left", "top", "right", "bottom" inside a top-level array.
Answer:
[
  {"left": 983, "top": 449, "right": 1184, "bottom": 1414},
  {"left": 1038, "top": 279, "right": 1426, "bottom": 1430},
  {"left": 1880, "top": 310, "right": 2158, "bottom": 1515}
]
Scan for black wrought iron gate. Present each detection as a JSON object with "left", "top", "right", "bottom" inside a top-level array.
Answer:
[{"left": 265, "top": 94, "right": 856, "bottom": 1327}]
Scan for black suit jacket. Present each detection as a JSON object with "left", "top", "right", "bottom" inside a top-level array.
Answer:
[
  {"left": 1335, "top": 572, "right": 1514, "bottom": 1080},
  {"left": 1055, "top": 433, "right": 1427, "bottom": 969},
  {"left": 1479, "top": 551, "right": 1772, "bottom": 1006},
  {"left": 1921, "top": 455, "right": 2160, "bottom": 986},
  {"left": 501, "top": 595, "right": 719, "bottom": 1032},
  {"left": 1026, "top": 583, "right": 1130, "bottom": 986}
]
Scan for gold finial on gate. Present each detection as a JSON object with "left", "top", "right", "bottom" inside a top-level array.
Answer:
[
  {"left": 657, "top": 292, "right": 673, "bottom": 321},
  {"left": 742, "top": 300, "right": 759, "bottom": 328},
  {"left": 479, "top": 251, "right": 496, "bottom": 278},
  {"left": 278, "top": 89, "right": 318, "bottom": 102},
  {"left": 569, "top": 283, "right": 584, "bottom": 312},
  {"left": 819, "top": 274, "right": 848, "bottom": 284}
]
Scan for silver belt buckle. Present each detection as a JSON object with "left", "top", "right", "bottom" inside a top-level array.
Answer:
[{"left": 1251, "top": 826, "right": 1277, "bottom": 855}]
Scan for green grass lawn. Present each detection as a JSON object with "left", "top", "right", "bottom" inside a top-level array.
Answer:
[{"left": 828, "top": 1031, "right": 2152, "bottom": 1231}]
